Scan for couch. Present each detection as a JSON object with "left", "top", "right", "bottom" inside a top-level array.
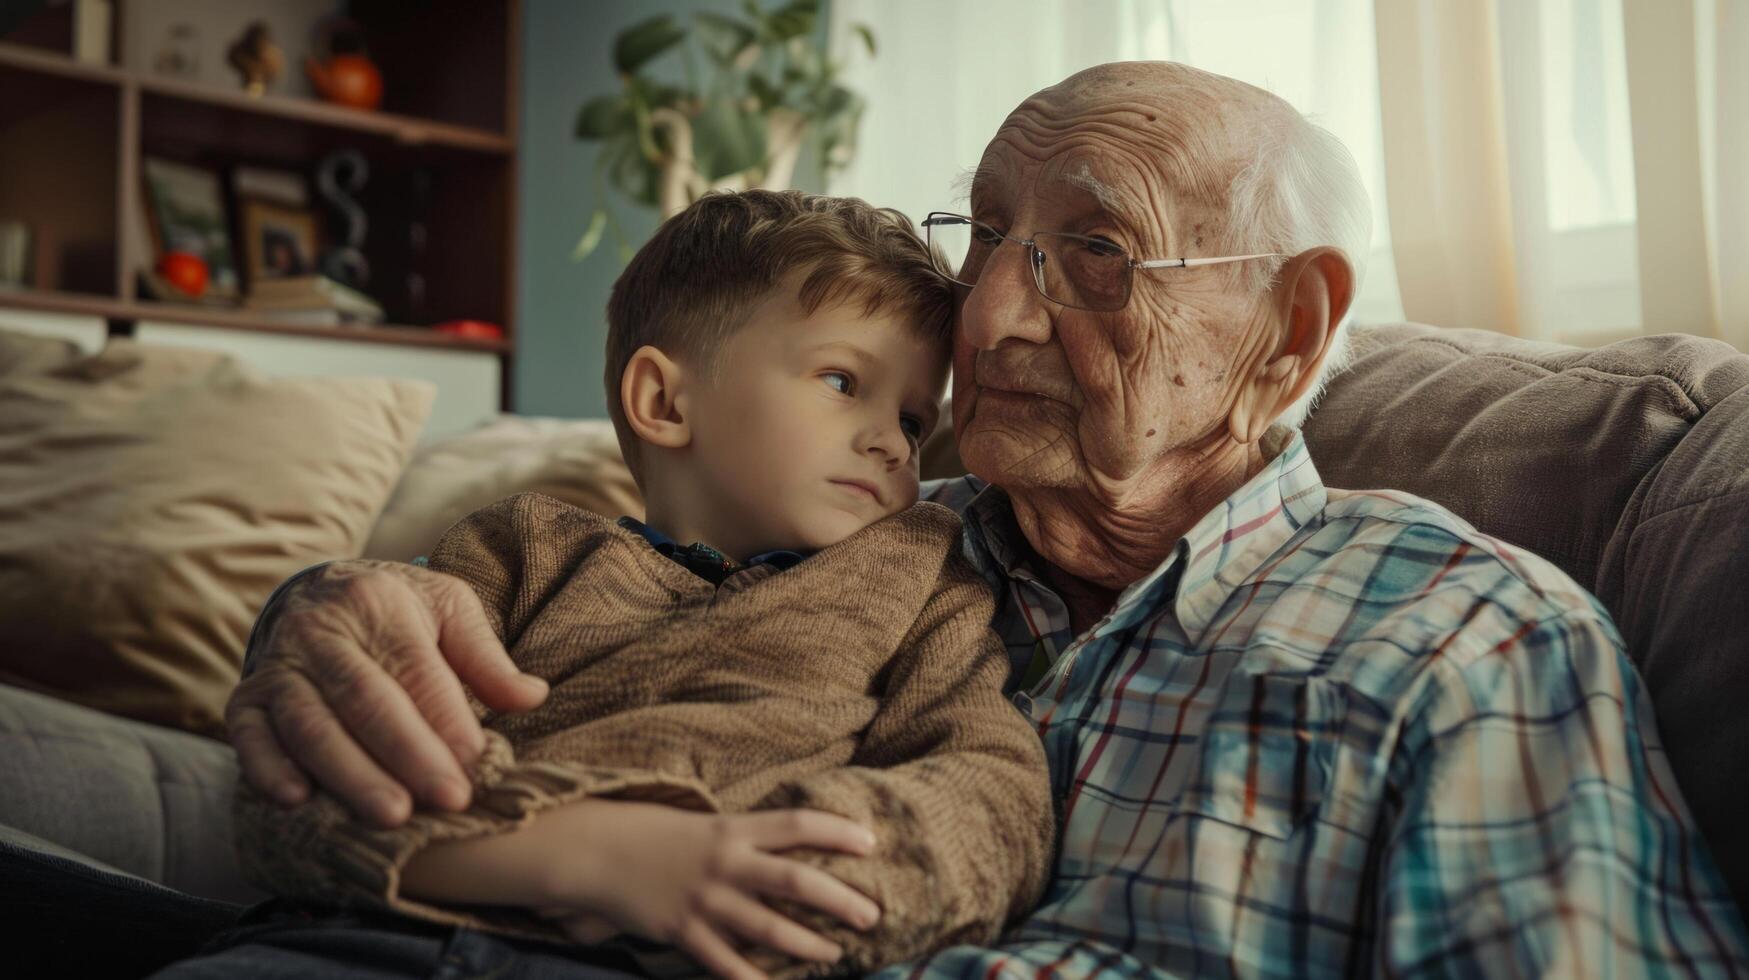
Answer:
[{"left": 2, "top": 322, "right": 1745, "bottom": 933}]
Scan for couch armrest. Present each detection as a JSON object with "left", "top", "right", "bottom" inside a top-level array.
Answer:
[{"left": 0, "top": 682, "right": 264, "bottom": 905}]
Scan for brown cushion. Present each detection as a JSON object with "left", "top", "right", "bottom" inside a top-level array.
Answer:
[
  {"left": 1305, "top": 321, "right": 1749, "bottom": 906},
  {"left": 363, "top": 416, "right": 644, "bottom": 562},
  {"left": 0, "top": 333, "right": 433, "bottom": 737}
]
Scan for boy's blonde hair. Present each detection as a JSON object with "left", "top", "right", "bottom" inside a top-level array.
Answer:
[{"left": 604, "top": 190, "right": 954, "bottom": 481}]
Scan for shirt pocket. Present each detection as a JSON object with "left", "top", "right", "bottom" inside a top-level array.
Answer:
[{"left": 1173, "top": 670, "right": 1342, "bottom": 840}]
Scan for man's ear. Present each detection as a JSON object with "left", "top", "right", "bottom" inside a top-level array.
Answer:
[
  {"left": 1228, "top": 246, "right": 1355, "bottom": 444},
  {"left": 620, "top": 345, "right": 693, "bottom": 451}
]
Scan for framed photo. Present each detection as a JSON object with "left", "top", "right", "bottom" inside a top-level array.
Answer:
[
  {"left": 141, "top": 157, "right": 241, "bottom": 299},
  {"left": 239, "top": 199, "right": 321, "bottom": 284},
  {"left": 230, "top": 165, "right": 309, "bottom": 208}
]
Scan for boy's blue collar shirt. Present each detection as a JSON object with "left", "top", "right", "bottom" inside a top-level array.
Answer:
[
  {"left": 891, "top": 428, "right": 1748, "bottom": 978},
  {"left": 615, "top": 516, "right": 809, "bottom": 584}
]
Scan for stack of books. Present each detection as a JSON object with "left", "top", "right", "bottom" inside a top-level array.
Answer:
[{"left": 244, "top": 275, "right": 385, "bottom": 326}]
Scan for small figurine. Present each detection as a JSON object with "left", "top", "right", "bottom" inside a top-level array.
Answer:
[{"left": 226, "top": 21, "right": 283, "bottom": 97}]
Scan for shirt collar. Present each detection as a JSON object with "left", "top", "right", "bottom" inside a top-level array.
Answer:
[
  {"left": 1169, "top": 427, "right": 1326, "bottom": 645},
  {"left": 956, "top": 427, "right": 1327, "bottom": 644},
  {"left": 959, "top": 480, "right": 1045, "bottom": 586},
  {"left": 615, "top": 517, "right": 810, "bottom": 583}
]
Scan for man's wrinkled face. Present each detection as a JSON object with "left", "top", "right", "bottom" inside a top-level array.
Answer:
[{"left": 952, "top": 73, "right": 1274, "bottom": 495}]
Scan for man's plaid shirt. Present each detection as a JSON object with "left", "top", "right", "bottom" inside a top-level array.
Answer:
[{"left": 889, "top": 429, "right": 1748, "bottom": 978}]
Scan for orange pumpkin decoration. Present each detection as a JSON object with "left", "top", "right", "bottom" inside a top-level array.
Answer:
[{"left": 306, "top": 53, "right": 383, "bottom": 111}]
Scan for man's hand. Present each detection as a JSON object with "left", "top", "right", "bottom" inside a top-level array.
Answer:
[
  {"left": 226, "top": 560, "right": 549, "bottom": 827},
  {"left": 534, "top": 801, "right": 883, "bottom": 980}
]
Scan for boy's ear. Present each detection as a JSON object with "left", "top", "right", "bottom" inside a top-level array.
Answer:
[{"left": 620, "top": 345, "right": 692, "bottom": 451}]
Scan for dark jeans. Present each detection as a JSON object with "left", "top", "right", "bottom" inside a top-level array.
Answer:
[{"left": 0, "top": 837, "right": 646, "bottom": 979}]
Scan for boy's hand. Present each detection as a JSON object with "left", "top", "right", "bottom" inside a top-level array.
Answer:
[{"left": 542, "top": 800, "right": 883, "bottom": 980}]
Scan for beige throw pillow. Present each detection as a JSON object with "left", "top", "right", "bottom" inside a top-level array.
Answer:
[
  {"left": 0, "top": 334, "right": 433, "bottom": 737},
  {"left": 0, "top": 325, "right": 84, "bottom": 376},
  {"left": 362, "top": 406, "right": 972, "bottom": 565},
  {"left": 363, "top": 415, "right": 643, "bottom": 562}
]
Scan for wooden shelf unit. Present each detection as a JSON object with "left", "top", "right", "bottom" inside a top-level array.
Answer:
[{"left": 0, "top": 1, "right": 520, "bottom": 375}]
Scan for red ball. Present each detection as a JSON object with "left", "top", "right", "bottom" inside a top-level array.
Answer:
[
  {"left": 157, "top": 251, "right": 209, "bottom": 298},
  {"left": 433, "top": 319, "right": 505, "bottom": 340}
]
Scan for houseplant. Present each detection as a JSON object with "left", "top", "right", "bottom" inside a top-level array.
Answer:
[{"left": 572, "top": 0, "right": 875, "bottom": 260}]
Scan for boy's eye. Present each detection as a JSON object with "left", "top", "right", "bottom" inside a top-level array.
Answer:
[
  {"left": 822, "top": 371, "right": 854, "bottom": 395},
  {"left": 900, "top": 415, "right": 924, "bottom": 441}
]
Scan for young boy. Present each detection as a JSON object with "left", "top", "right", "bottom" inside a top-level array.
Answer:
[{"left": 229, "top": 191, "right": 1056, "bottom": 978}]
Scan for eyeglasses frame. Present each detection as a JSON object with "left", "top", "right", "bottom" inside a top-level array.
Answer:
[{"left": 922, "top": 211, "right": 1285, "bottom": 313}]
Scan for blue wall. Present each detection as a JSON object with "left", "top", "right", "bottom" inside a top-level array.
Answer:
[{"left": 514, "top": 0, "right": 827, "bottom": 417}]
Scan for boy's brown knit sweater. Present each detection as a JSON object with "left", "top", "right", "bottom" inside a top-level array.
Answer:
[{"left": 235, "top": 491, "right": 1055, "bottom": 976}]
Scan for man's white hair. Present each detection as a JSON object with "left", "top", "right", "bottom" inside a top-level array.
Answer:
[{"left": 1221, "top": 114, "right": 1371, "bottom": 430}]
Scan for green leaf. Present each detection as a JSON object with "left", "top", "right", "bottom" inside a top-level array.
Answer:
[
  {"left": 819, "top": 89, "right": 865, "bottom": 170},
  {"left": 629, "top": 77, "right": 688, "bottom": 113},
  {"left": 785, "top": 37, "right": 820, "bottom": 77},
  {"left": 614, "top": 15, "right": 687, "bottom": 74},
  {"left": 571, "top": 209, "right": 608, "bottom": 261},
  {"left": 766, "top": 8, "right": 813, "bottom": 41},
  {"left": 694, "top": 11, "right": 757, "bottom": 62},
  {"left": 692, "top": 97, "right": 767, "bottom": 180},
  {"left": 574, "top": 95, "right": 630, "bottom": 140},
  {"left": 852, "top": 23, "right": 876, "bottom": 57},
  {"left": 748, "top": 74, "right": 783, "bottom": 110},
  {"left": 626, "top": 90, "right": 663, "bottom": 164},
  {"left": 818, "top": 84, "right": 853, "bottom": 118},
  {"left": 606, "top": 136, "right": 661, "bottom": 207}
]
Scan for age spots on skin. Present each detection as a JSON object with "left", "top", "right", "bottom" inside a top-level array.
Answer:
[{"left": 1173, "top": 373, "right": 1186, "bottom": 387}]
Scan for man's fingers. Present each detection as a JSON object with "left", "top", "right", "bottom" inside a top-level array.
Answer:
[
  {"left": 679, "top": 921, "right": 767, "bottom": 980},
  {"left": 745, "top": 809, "right": 877, "bottom": 855},
  {"left": 433, "top": 582, "right": 547, "bottom": 714},
  {"left": 226, "top": 698, "right": 309, "bottom": 806},
  {"left": 267, "top": 679, "right": 413, "bottom": 827},
  {"left": 702, "top": 887, "right": 843, "bottom": 964},
  {"left": 318, "top": 650, "right": 475, "bottom": 812},
  {"left": 738, "top": 853, "right": 881, "bottom": 932}
]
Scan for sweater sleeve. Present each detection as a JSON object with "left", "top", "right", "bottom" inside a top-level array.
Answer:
[
  {"left": 751, "top": 559, "right": 1057, "bottom": 978},
  {"left": 232, "top": 493, "right": 717, "bottom": 942}
]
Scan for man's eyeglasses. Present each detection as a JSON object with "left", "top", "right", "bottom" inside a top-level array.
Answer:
[{"left": 922, "top": 212, "right": 1283, "bottom": 313}]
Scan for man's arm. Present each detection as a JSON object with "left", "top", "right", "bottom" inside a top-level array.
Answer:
[
  {"left": 238, "top": 562, "right": 328, "bottom": 678},
  {"left": 226, "top": 555, "right": 550, "bottom": 824},
  {"left": 749, "top": 564, "right": 1057, "bottom": 975},
  {"left": 233, "top": 494, "right": 884, "bottom": 978},
  {"left": 1374, "top": 609, "right": 1749, "bottom": 976},
  {"left": 231, "top": 495, "right": 722, "bottom": 936}
]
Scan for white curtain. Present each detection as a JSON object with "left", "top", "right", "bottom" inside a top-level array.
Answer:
[
  {"left": 827, "top": 0, "right": 1749, "bottom": 351},
  {"left": 1378, "top": 0, "right": 1749, "bottom": 349}
]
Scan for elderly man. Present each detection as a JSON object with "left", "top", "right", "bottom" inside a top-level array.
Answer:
[{"left": 226, "top": 63, "right": 1747, "bottom": 977}]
